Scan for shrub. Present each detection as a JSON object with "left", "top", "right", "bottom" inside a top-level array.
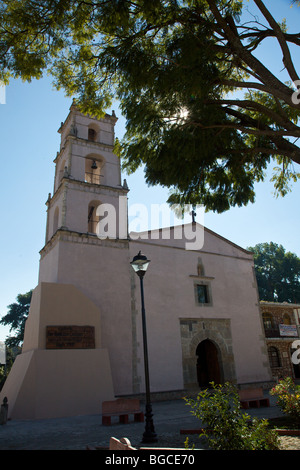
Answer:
[
  {"left": 270, "top": 377, "right": 300, "bottom": 427},
  {"left": 184, "top": 382, "right": 279, "bottom": 450}
]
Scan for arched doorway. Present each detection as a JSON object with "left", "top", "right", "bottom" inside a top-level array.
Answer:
[{"left": 196, "top": 339, "right": 221, "bottom": 387}]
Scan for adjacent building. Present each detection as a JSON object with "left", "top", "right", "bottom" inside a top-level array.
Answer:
[{"left": 260, "top": 302, "right": 300, "bottom": 382}]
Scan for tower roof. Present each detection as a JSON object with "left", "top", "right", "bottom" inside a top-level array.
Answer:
[{"left": 58, "top": 101, "right": 118, "bottom": 134}]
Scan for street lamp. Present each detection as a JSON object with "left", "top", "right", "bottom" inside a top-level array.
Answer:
[{"left": 130, "top": 251, "right": 157, "bottom": 443}]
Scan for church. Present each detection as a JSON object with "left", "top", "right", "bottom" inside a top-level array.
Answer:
[{"left": 0, "top": 104, "right": 273, "bottom": 419}]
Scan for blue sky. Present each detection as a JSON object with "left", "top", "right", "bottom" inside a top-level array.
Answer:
[{"left": 0, "top": 0, "right": 300, "bottom": 342}]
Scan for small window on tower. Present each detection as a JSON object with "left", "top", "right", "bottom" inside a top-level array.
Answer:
[
  {"left": 88, "top": 202, "right": 101, "bottom": 234},
  {"left": 88, "top": 128, "right": 96, "bottom": 141}
]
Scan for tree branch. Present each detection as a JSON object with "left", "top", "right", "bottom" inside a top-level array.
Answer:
[
  {"left": 206, "top": 98, "right": 300, "bottom": 133},
  {"left": 188, "top": 120, "right": 300, "bottom": 138},
  {"left": 239, "top": 27, "right": 300, "bottom": 48},
  {"left": 253, "top": 0, "right": 299, "bottom": 83},
  {"left": 218, "top": 78, "right": 269, "bottom": 93},
  {"left": 206, "top": 0, "right": 299, "bottom": 109}
]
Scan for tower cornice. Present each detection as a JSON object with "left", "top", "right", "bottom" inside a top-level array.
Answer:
[
  {"left": 48, "top": 176, "right": 129, "bottom": 207},
  {"left": 54, "top": 134, "right": 115, "bottom": 164},
  {"left": 40, "top": 227, "right": 129, "bottom": 259}
]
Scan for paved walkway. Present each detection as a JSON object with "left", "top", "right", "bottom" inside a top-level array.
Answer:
[{"left": 0, "top": 393, "right": 284, "bottom": 450}]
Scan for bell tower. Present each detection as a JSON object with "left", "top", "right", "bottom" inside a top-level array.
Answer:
[
  {"left": 0, "top": 104, "right": 134, "bottom": 420},
  {"left": 44, "top": 102, "right": 128, "bottom": 243}
]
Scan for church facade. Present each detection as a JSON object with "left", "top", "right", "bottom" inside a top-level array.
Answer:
[{"left": 0, "top": 104, "right": 273, "bottom": 419}]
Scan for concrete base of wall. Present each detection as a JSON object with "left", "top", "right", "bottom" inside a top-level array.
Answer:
[{"left": 0, "top": 348, "right": 114, "bottom": 420}]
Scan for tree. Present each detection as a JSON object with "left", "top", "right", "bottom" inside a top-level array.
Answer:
[
  {"left": 0, "top": 346, "right": 21, "bottom": 391},
  {"left": 1, "top": 1, "right": 300, "bottom": 212},
  {"left": 0, "top": 290, "right": 32, "bottom": 348},
  {"left": 248, "top": 242, "right": 300, "bottom": 303}
]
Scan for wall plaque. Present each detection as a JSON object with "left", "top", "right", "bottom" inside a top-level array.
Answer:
[{"left": 46, "top": 325, "right": 95, "bottom": 349}]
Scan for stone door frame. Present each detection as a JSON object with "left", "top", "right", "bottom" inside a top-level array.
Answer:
[{"left": 180, "top": 318, "right": 237, "bottom": 389}]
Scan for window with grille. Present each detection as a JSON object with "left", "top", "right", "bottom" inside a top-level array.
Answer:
[
  {"left": 194, "top": 283, "right": 212, "bottom": 306},
  {"left": 197, "top": 284, "right": 209, "bottom": 304},
  {"left": 268, "top": 346, "right": 281, "bottom": 368}
]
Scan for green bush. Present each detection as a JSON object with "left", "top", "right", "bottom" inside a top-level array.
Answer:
[
  {"left": 184, "top": 382, "right": 279, "bottom": 450},
  {"left": 270, "top": 377, "right": 300, "bottom": 427}
]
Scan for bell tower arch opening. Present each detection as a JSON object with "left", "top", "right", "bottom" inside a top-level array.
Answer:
[
  {"left": 85, "top": 155, "right": 103, "bottom": 185},
  {"left": 196, "top": 339, "right": 222, "bottom": 387}
]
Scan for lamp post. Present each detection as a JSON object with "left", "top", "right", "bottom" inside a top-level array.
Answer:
[{"left": 130, "top": 251, "right": 157, "bottom": 443}]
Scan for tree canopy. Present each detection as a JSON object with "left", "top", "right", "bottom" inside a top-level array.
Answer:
[
  {"left": 1, "top": 0, "right": 300, "bottom": 212},
  {"left": 248, "top": 242, "right": 300, "bottom": 303},
  {"left": 0, "top": 290, "right": 32, "bottom": 347}
]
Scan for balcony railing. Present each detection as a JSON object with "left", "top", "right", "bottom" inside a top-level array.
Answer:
[
  {"left": 264, "top": 326, "right": 280, "bottom": 338},
  {"left": 85, "top": 172, "right": 101, "bottom": 185}
]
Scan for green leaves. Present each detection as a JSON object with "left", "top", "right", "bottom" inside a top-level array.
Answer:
[
  {"left": 248, "top": 242, "right": 300, "bottom": 303},
  {"left": 271, "top": 156, "right": 300, "bottom": 197},
  {"left": 0, "top": 0, "right": 70, "bottom": 81},
  {"left": 1, "top": 1, "right": 300, "bottom": 212},
  {"left": 0, "top": 290, "right": 32, "bottom": 347},
  {"left": 270, "top": 377, "right": 300, "bottom": 426},
  {"left": 185, "top": 382, "right": 279, "bottom": 450}
]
